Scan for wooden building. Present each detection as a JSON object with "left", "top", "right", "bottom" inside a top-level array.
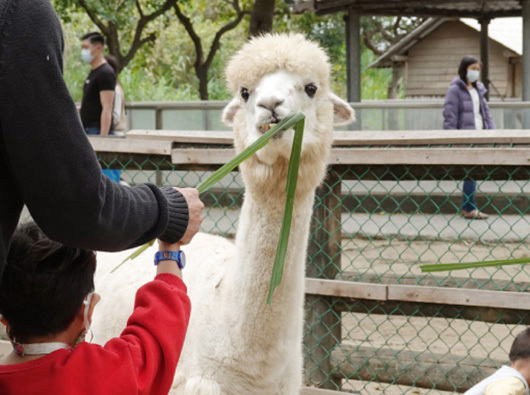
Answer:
[{"left": 369, "top": 18, "right": 522, "bottom": 99}]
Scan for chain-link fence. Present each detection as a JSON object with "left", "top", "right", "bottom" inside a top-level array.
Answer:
[{"left": 19, "top": 133, "right": 530, "bottom": 394}]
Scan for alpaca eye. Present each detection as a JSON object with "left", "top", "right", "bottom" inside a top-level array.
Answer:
[
  {"left": 241, "top": 88, "right": 249, "bottom": 102},
  {"left": 304, "top": 84, "right": 317, "bottom": 98}
]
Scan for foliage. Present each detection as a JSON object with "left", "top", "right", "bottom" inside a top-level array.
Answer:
[
  {"left": 54, "top": 1, "right": 413, "bottom": 101},
  {"left": 362, "top": 16, "right": 425, "bottom": 55}
]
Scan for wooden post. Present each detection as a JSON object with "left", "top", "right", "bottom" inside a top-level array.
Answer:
[
  {"left": 345, "top": 7, "right": 361, "bottom": 103},
  {"left": 155, "top": 108, "right": 163, "bottom": 130},
  {"left": 522, "top": 0, "right": 530, "bottom": 127},
  {"left": 155, "top": 108, "right": 164, "bottom": 185},
  {"left": 304, "top": 169, "right": 342, "bottom": 390},
  {"left": 480, "top": 18, "right": 490, "bottom": 100}
]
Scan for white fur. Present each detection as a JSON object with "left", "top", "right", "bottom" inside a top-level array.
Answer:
[{"left": 92, "top": 33, "right": 354, "bottom": 394}]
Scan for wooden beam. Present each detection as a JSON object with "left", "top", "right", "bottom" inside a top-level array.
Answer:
[
  {"left": 330, "top": 344, "right": 501, "bottom": 392},
  {"left": 172, "top": 148, "right": 235, "bottom": 164},
  {"left": 171, "top": 147, "right": 530, "bottom": 167},
  {"left": 388, "top": 285, "right": 530, "bottom": 310},
  {"left": 304, "top": 279, "right": 530, "bottom": 311},
  {"left": 88, "top": 137, "right": 172, "bottom": 155},
  {"left": 332, "top": 130, "right": 530, "bottom": 146},
  {"left": 127, "top": 129, "right": 530, "bottom": 147},
  {"left": 329, "top": 148, "right": 530, "bottom": 166},
  {"left": 306, "top": 278, "right": 387, "bottom": 300},
  {"left": 127, "top": 130, "right": 234, "bottom": 144},
  {"left": 300, "top": 388, "right": 353, "bottom": 395}
]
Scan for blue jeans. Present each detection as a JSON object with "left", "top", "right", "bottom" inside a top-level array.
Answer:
[
  {"left": 85, "top": 127, "right": 121, "bottom": 183},
  {"left": 462, "top": 180, "right": 477, "bottom": 212}
]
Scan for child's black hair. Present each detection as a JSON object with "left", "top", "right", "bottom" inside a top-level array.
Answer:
[
  {"left": 509, "top": 327, "right": 530, "bottom": 362},
  {"left": 0, "top": 222, "right": 96, "bottom": 343}
]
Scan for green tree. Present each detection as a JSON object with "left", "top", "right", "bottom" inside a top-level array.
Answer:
[
  {"left": 362, "top": 16, "right": 424, "bottom": 98},
  {"left": 173, "top": 0, "right": 248, "bottom": 100},
  {"left": 54, "top": 0, "right": 179, "bottom": 72}
]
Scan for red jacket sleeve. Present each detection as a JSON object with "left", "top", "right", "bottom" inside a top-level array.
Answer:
[{"left": 85, "top": 274, "right": 191, "bottom": 394}]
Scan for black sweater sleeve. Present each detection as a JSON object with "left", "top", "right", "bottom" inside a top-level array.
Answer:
[{"left": 0, "top": 0, "right": 188, "bottom": 250}]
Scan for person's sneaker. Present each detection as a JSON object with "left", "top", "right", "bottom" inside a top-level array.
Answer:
[{"left": 460, "top": 209, "right": 489, "bottom": 220}]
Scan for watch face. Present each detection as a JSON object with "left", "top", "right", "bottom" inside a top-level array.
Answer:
[{"left": 178, "top": 250, "right": 186, "bottom": 269}]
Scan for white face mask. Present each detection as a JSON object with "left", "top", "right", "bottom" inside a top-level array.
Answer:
[
  {"left": 75, "top": 292, "right": 94, "bottom": 346},
  {"left": 467, "top": 69, "right": 480, "bottom": 83},
  {"left": 81, "top": 48, "right": 94, "bottom": 64}
]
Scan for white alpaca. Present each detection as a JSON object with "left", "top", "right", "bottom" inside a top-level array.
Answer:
[{"left": 92, "top": 33, "right": 354, "bottom": 394}]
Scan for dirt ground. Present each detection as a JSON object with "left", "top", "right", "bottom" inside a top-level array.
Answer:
[{"left": 333, "top": 238, "right": 530, "bottom": 394}]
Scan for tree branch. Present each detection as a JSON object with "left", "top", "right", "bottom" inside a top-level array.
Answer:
[
  {"left": 205, "top": 0, "right": 245, "bottom": 69},
  {"left": 363, "top": 32, "right": 384, "bottom": 56},
  {"left": 174, "top": 3, "right": 204, "bottom": 69},
  {"left": 77, "top": 0, "right": 109, "bottom": 35},
  {"left": 135, "top": 0, "right": 144, "bottom": 18},
  {"left": 145, "top": 0, "right": 178, "bottom": 24}
]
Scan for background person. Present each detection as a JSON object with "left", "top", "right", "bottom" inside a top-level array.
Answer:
[
  {"left": 0, "top": 0, "right": 203, "bottom": 281},
  {"left": 80, "top": 32, "right": 115, "bottom": 136},
  {"left": 104, "top": 55, "right": 127, "bottom": 134},
  {"left": 443, "top": 55, "right": 495, "bottom": 220}
]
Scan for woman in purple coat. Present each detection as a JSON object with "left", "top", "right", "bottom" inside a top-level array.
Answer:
[{"left": 443, "top": 55, "right": 494, "bottom": 220}]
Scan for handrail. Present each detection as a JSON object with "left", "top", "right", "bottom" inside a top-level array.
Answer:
[
  {"left": 89, "top": 130, "right": 530, "bottom": 166},
  {"left": 121, "top": 100, "right": 530, "bottom": 110}
]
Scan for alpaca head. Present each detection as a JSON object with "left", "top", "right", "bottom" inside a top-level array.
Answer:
[{"left": 222, "top": 33, "right": 354, "bottom": 198}]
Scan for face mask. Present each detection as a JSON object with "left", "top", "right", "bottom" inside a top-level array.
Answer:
[
  {"left": 467, "top": 69, "right": 480, "bottom": 83},
  {"left": 81, "top": 49, "right": 94, "bottom": 64},
  {"left": 75, "top": 292, "right": 94, "bottom": 346}
]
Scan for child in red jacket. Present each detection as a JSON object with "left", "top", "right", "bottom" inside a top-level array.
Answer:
[{"left": 0, "top": 222, "right": 191, "bottom": 395}]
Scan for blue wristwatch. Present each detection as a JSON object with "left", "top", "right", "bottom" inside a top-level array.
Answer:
[{"left": 154, "top": 250, "right": 186, "bottom": 269}]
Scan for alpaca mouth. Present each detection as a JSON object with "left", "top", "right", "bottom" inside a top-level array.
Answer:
[{"left": 257, "top": 119, "right": 281, "bottom": 133}]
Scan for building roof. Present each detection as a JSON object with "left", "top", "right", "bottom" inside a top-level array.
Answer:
[
  {"left": 294, "top": 0, "right": 522, "bottom": 18},
  {"left": 369, "top": 17, "right": 521, "bottom": 68}
]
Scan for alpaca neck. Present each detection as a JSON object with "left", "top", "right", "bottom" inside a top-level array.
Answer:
[{"left": 224, "top": 189, "right": 315, "bottom": 347}]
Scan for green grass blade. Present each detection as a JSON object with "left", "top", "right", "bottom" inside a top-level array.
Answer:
[
  {"left": 267, "top": 117, "right": 305, "bottom": 304},
  {"left": 112, "top": 112, "right": 306, "bottom": 273},
  {"left": 197, "top": 111, "right": 305, "bottom": 194},
  {"left": 420, "top": 257, "right": 530, "bottom": 273},
  {"left": 111, "top": 239, "right": 156, "bottom": 273}
]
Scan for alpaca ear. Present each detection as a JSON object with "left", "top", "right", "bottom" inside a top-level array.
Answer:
[
  {"left": 222, "top": 98, "right": 241, "bottom": 127},
  {"left": 328, "top": 92, "right": 355, "bottom": 126}
]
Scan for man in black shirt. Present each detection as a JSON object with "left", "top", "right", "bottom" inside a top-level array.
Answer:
[{"left": 80, "top": 32, "right": 115, "bottom": 136}]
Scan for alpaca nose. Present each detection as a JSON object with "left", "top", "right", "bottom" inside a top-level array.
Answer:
[{"left": 257, "top": 97, "right": 285, "bottom": 112}]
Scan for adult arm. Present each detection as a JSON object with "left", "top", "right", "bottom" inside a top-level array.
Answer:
[
  {"left": 443, "top": 86, "right": 459, "bottom": 130},
  {"left": 99, "top": 90, "right": 114, "bottom": 136},
  {"left": 0, "top": 0, "right": 192, "bottom": 250}
]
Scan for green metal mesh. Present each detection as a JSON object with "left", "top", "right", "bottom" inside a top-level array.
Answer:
[{"left": 18, "top": 154, "right": 530, "bottom": 394}]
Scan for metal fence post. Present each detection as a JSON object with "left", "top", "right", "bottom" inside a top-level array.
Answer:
[{"left": 304, "top": 169, "right": 342, "bottom": 389}]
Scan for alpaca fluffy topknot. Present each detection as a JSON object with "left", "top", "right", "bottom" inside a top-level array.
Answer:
[{"left": 225, "top": 33, "right": 330, "bottom": 95}]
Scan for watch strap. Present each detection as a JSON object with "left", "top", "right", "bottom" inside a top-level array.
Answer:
[{"left": 154, "top": 251, "right": 185, "bottom": 269}]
